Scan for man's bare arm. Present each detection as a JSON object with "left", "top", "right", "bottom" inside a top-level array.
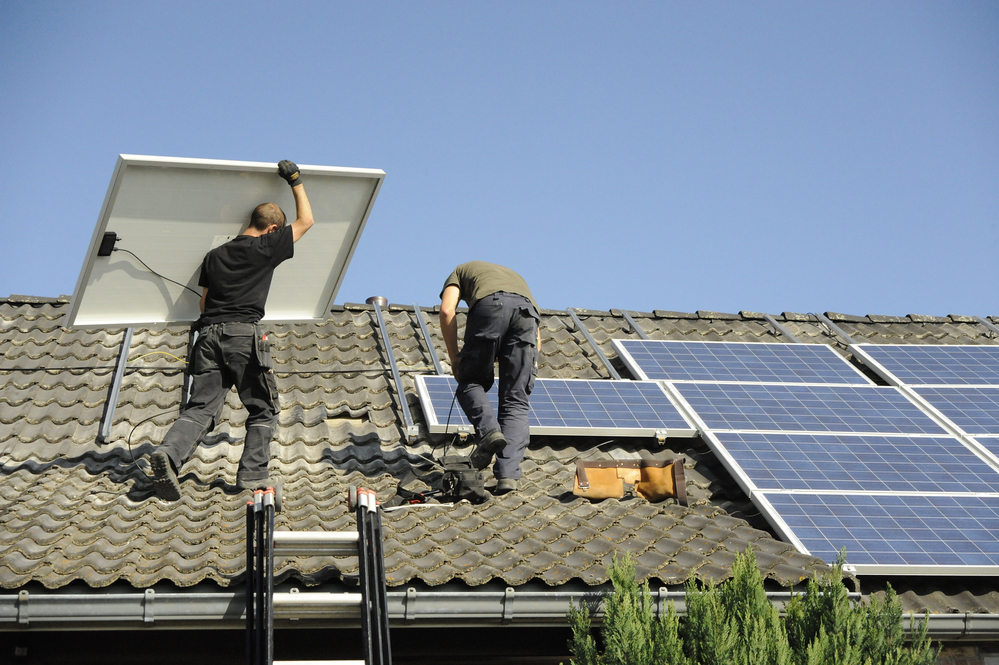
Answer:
[
  {"left": 200, "top": 287, "right": 208, "bottom": 313},
  {"left": 290, "top": 183, "right": 314, "bottom": 243},
  {"left": 439, "top": 285, "right": 462, "bottom": 377}
]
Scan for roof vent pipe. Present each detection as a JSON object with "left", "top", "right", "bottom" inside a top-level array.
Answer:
[{"left": 366, "top": 296, "right": 388, "bottom": 307}]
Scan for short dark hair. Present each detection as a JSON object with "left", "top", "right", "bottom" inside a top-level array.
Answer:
[{"left": 250, "top": 202, "right": 286, "bottom": 231}]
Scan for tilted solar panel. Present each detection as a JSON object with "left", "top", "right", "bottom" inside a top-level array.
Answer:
[
  {"left": 613, "top": 339, "right": 872, "bottom": 384},
  {"left": 631, "top": 340, "right": 999, "bottom": 575},
  {"left": 914, "top": 387, "right": 999, "bottom": 437},
  {"left": 670, "top": 383, "right": 947, "bottom": 435},
  {"left": 852, "top": 344, "right": 999, "bottom": 386},
  {"left": 415, "top": 376, "right": 697, "bottom": 437},
  {"left": 710, "top": 431, "right": 999, "bottom": 494},
  {"left": 761, "top": 492, "right": 999, "bottom": 574}
]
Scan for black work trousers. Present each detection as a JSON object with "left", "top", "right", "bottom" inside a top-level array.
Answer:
[
  {"left": 158, "top": 322, "right": 279, "bottom": 484},
  {"left": 456, "top": 292, "right": 539, "bottom": 480}
]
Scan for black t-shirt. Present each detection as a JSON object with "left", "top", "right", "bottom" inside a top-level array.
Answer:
[{"left": 197, "top": 226, "right": 295, "bottom": 325}]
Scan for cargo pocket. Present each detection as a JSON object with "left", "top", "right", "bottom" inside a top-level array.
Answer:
[
  {"left": 254, "top": 332, "right": 274, "bottom": 370},
  {"left": 254, "top": 332, "right": 279, "bottom": 402},
  {"left": 457, "top": 343, "right": 496, "bottom": 389}
]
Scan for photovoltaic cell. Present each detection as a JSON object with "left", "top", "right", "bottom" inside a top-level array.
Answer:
[
  {"left": 613, "top": 339, "right": 872, "bottom": 384},
  {"left": 632, "top": 340, "right": 999, "bottom": 574},
  {"left": 671, "top": 383, "right": 947, "bottom": 435},
  {"left": 711, "top": 432, "right": 999, "bottom": 493},
  {"left": 762, "top": 493, "right": 999, "bottom": 570},
  {"left": 914, "top": 387, "right": 999, "bottom": 436},
  {"left": 853, "top": 344, "right": 999, "bottom": 386},
  {"left": 415, "top": 376, "right": 696, "bottom": 436}
]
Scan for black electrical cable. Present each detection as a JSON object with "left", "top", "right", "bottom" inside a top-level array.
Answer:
[
  {"left": 114, "top": 247, "right": 201, "bottom": 298},
  {"left": 438, "top": 387, "right": 461, "bottom": 460},
  {"left": 126, "top": 412, "right": 166, "bottom": 478}
]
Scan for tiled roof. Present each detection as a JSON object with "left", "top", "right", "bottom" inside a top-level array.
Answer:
[{"left": 2, "top": 296, "right": 999, "bottom": 614}]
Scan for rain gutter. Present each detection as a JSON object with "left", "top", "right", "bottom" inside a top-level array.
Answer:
[{"left": 3, "top": 587, "right": 986, "bottom": 639}]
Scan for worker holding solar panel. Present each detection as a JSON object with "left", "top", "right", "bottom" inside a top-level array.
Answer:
[
  {"left": 148, "top": 160, "right": 314, "bottom": 509},
  {"left": 439, "top": 261, "right": 541, "bottom": 494}
]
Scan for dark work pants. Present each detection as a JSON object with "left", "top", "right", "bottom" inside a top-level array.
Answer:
[
  {"left": 456, "top": 292, "right": 539, "bottom": 481},
  {"left": 158, "top": 322, "right": 279, "bottom": 484}
]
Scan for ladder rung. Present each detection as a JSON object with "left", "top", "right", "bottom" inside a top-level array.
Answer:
[
  {"left": 272, "top": 592, "right": 363, "bottom": 619},
  {"left": 273, "top": 593, "right": 363, "bottom": 607},
  {"left": 272, "top": 531, "right": 359, "bottom": 556},
  {"left": 274, "top": 661, "right": 366, "bottom": 665}
]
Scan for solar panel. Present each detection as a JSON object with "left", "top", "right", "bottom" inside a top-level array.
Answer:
[
  {"left": 612, "top": 340, "right": 872, "bottom": 384},
  {"left": 851, "top": 344, "right": 999, "bottom": 387},
  {"left": 415, "top": 376, "right": 697, "bottom": 437},
  {"left": 669, "top": 383, "right": 947, "bottom": 435},
  {"left": 68, "top": 155, "right": 385, "bottom": 326},
  {"left": 913, "top": 387, "right": 999, "bottom": 437},
  {"left": 709, "top": 432, "right": 999, "bottom": 494},
  {"left": 760, "top": 492, "right": 999, "bottom": 574}
]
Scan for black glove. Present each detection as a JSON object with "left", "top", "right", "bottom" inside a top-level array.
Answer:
[{"left": 277, "top": 160, "right": 302, "bottom": 187}]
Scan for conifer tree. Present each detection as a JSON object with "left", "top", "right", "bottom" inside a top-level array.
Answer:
[{"left": 567, "top": 547, "right": 939, "bottom": 665}]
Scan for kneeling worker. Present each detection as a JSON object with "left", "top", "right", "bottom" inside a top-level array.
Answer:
[
  {"left": 439, "top": 261, "right": 540, "bottom": 494},
  {"left": 150, "top": 160, "right": 314, "bottom": 508}
]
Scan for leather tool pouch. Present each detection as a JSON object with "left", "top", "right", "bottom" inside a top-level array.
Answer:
[{"left": 573, "top": 459, "right": 687, "bottom": 505}]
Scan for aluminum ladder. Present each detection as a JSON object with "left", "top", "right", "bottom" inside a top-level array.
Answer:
[{"left": 245, "top": 487, "right": 392, "bottom": 665}]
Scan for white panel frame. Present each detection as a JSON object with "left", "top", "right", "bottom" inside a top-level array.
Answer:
[
  {"left": 67, "top": 155, "right": 385, "bottom": 327},
  {"left": 414, "top": 376, "right": 698, "bottom": 437}
]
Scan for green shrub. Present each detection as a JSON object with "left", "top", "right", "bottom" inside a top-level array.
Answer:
[{"left": 567, "top": 549, "right": 938, "bottom": 665}]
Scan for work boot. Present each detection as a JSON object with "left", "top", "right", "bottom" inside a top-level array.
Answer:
[
  {"left": 469, "top": 429, "right": 506, "bottom": 470},
  {"left": 150, "top": 451, "right": 181, "bottom": 501},
  {"left": 239, "top": 479, "right": 283, "bottom": 513},
  {"left": 494, "top": 478, "right": 519, "bottom": 495}
]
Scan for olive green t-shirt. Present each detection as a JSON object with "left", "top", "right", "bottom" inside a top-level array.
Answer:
[{"left": 441, "top": 261, "right": 538, "bottom": 311}]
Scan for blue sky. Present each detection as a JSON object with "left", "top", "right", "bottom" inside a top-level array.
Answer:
[{"left": 1, "top": 2, "right": 996, "bottom": 317}]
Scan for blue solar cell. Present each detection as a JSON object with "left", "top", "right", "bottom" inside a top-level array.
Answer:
[
  {"left": 763, "top": 493, "right": 999, "bottom": 569},
  {"left": 914, "top": 387, "right": 999, "bottom": 436},
  {"left": 673, "top": 383, "right": 946, "bottom": 435},
  {"left": 416, "top": 376, "right": 695, "bottom": 435},
  {"left": 855, "top": 344, "right": 999, "bottom": 386},
  {"left": 613, "top": 340, "right": 871, "bottom": 384},
  {"left": 711, "top": 432, "right": 999, "bottom": 493}
]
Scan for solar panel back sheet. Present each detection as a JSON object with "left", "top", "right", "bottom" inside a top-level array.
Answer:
[
  {"left": 415, "top": 376, "right": 696, "bottom": 437},
  {"left": 67, "top": 155, "right": 385, "bottom": 327}
]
